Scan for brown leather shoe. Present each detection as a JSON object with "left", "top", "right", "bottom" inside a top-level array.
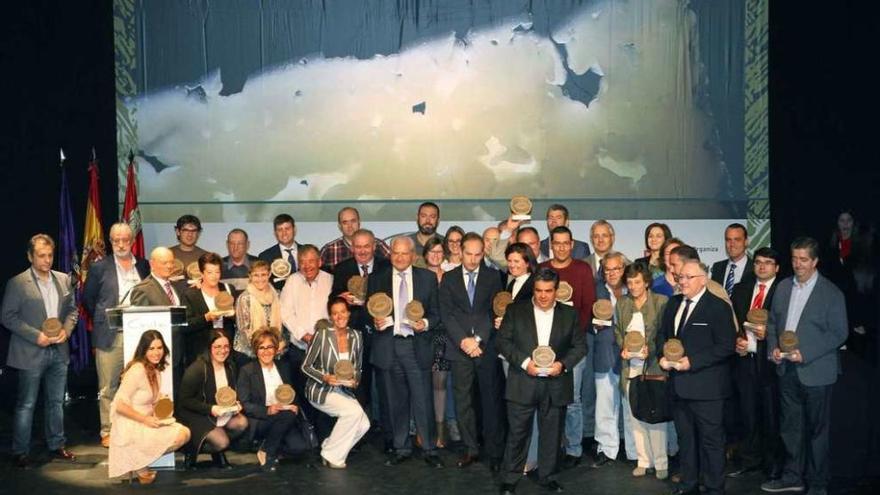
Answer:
[
  {"left": 51, "top": 448, "right": 76, "bottom": 461},
  {"left": 457, "top": 453, "right": 477, "bottom": 468},
  {"left": 101, "top": 436, "right": 110, "bottom": 448}
]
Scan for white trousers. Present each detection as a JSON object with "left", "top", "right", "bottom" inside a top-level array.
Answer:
[
  {"left": 594, "top": 372, "right": 621, "bottom": 458},
  {"left": 624, "top": 380, "right": 669, "bottom": 470},
  {"left": 310, "top": 391, "right": 371, "bottom": 466}
]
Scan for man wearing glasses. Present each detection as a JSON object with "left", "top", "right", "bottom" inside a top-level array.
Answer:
[
  {"left": 82, "top": 222, "right": 150, "bottom": 447},
  {"left": 170, "top": 214, "right": 208, "bottom": 273},
  {"left": 658, "top": 259, "right": 737, "bottom": 495}
]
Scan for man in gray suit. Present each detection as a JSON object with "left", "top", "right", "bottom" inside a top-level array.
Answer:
[
  {"left": 762, "top": 237, "right": 847, "bottom": 495},
  {"left": 1, "top": 234, "right": 78, "bottom": 468}
]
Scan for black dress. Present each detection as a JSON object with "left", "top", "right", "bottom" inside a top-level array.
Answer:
[{"left": 177, "top": 354, "right": 238, "bottom": 455}]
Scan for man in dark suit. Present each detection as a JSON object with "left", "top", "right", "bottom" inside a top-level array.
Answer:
[
  {"left": 762, "top": 237, "right": 847, "bottom": 495},
  {"left": 658, "top": 259, "right": 737, "bottom": 495},
  {"left": 82, "top": 222, "right": 150, "bottom": 447},
  {"left": 331, "top": 229, "right": 390, "bottom": 428},
  {"left": 497, "top": 268, "right": 586, "bottom": 494},
  {"left": 539, "top": 204, "right": 591, "bottom": 261},
  {"left": 130, "top": 246, "right": 188, "bottom": 393},
  {"left": 439, "top": 232, "right": 505, "bottom": 470},
  {"left": 710, "top": 223, "right": 755, "bottom": 298},
  {"left": 257, "top": 213, "right": 302, "bottom": 291},
  {"left": 367, "top": 236, "right": 443, "bottom": 467},
  {"left": 2, "top": 234, "right": 79, "bottom": 468},
  {"left": 727, "top": 247, "right": 783, "bottom": 480}
]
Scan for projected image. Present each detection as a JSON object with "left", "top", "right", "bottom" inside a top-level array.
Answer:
[{"left": 118, "top": 0, "right": 761, "bottom": 222}]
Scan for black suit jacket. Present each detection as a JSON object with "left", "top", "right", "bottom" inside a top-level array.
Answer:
[
  {"left": 508, "top": 273, "right": 535, "bottom": 303},
  {"left": 236, "top": 359, "right": 298, "bottom": 421},
  {"left": 439, "top": 265, "right": 504, "bottom": 362},
  {"left": 656, "top": 290, "right": 737, "bottom": 401},
  {"left": 258, "top": 243, "right": 303, "bottom": 291},
  {"left": 497, "top": 301, "right": 586, "bottom": 407},
  {"left": 330, "top": 256, "right": 391, "bottom": 334},
  {"left": 366, "top": 265, "right": 439, "bottom": 370},
  {"left": 711, "top": 257, "right": 756, "bottom": 290},
  {"left": 180, "top": 284, "right": 237, "bottom": 364},
  {"left": 730, "top": 279, "right": 778, "bottom": 381},
  {"left": 82, "top": 255, "right": 149, "bottom": 349}
]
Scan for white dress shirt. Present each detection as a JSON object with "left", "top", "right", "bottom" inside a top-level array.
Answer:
[
  {"left": 510, "top": 272, "right": 530, "bottom": 299},
  {"left": 261, "top": 364, "right": 284, "bottom": 406},
  {"left": 280, "top": 270, "right": 333, "bottom": 350},
  {"left": 114, "top": 255, "right": 142, "bottom": 304},
  {"left": 673, "top": 287, "right": 707, "bottom": 335},
  {"left": 722, "top": 255, "right": 749, "bottom": 285},
  {"left": 32, "top": 269, "right": 59, "bottom": 319},
  {"left": 521, "top": 302, "right": 555, "bottom": 370}
]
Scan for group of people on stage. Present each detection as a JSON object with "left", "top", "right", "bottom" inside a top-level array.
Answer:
[{"left": 1, "top": 202, "right": 849, "bottom": 495}]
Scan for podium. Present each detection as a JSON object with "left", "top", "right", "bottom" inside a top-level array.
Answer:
[{"left": 107, "top": 305, "right": 187, "bottom": 469}]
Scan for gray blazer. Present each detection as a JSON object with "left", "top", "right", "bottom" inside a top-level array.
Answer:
[
  {"left": 614, "top": 291, "right": 668, "bottom": 393},
  {"left": 766, "top": 274, "right": 848, "bottom": 387},
  {"left": 2, "top": 269, "right": 78, "bottom": 370},
  {"left": 301, "top": 327, "right": 363, "bottom": 405}
]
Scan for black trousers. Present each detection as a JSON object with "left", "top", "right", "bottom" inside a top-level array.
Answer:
[
  {"left": 451, "top": 357, "right": 506, "bottom": 459},
  {"left": 500, "top": 380, "right": 565, "bottom": 485},
  {"left": 380, "top": 337, "right": 435, "bottom": 455},
  {"left": 779, "top": 364, "right": 833, "bottom": 489},
  {"left": 252, "top": 410, "right": 308, "bottom": 457},
  {"left": 672, "top": 396, "right": 726, "bottom": 495},
  {"left": 734, "top": 355, "right": 783, "bottom": 471}
]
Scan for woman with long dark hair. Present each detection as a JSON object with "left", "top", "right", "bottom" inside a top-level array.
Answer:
[
  {"left": 108, "top": 330, "right": 190, "bottom": 483},
  {"left": 178, "top": 329, "right": 248, "bottom": 470}
]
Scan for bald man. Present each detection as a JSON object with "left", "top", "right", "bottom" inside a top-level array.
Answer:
[{"left": 130, "top": 247, "right": 189, "bottom": 392}]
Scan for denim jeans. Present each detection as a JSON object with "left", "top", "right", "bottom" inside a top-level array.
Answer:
[
  {"left": 581, "top": 332, "right": 596, "bottom": 439},
  {"left": 564, "top": 357, "right": 587, "bottom": 456},
  {"left": 13, "top": 346, "right": 68, "bottom": 455}
]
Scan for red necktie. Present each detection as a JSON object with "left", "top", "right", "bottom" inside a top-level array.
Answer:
[
  {"left": 164, "top": 281, "right": 176, "bottom": 305},
  {"left": 751, "top": 283, "right": 766, "bottom": 309}
]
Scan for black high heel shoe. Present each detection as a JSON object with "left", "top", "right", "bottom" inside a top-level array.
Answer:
[
  {"left": 183, "top": 452, "right": 198, "bottom": 470},
  {"left": 212, "top": 452, "right": 232, "bottom": 469}
]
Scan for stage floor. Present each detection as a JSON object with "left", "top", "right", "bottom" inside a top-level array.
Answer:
[{"left": 0, "top": 399, "right": 875, "bottom": 494}]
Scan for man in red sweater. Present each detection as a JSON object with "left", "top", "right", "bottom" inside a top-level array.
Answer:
[{"left": 539, "top": 226, "right": 596, "bottom": 467}]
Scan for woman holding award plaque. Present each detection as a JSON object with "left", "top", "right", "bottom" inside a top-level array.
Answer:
[
  {"left": 182, "top": 253, "right": 237, "bottom": 365},
  {"left": 237, "top": 327, "right": 310, "bottom": 472},
  {"left": 233, "top": 261, "right": 284, "bottom": 366},
  {"left": 301, "top": 297, "right": 371, "bottom": 468},
  {"left": 178, "top": 329, "right": 248, "bottom": 470},
  {"left": 615, "top": 263, "right": 671, "bottom": 479},
  {"left": 108, "top": 330, "right": 191, "bottom": 483}
]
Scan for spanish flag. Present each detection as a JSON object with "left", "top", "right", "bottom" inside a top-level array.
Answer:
[{"left": 80, "top": 153, "right": 106, "bottom": 283}]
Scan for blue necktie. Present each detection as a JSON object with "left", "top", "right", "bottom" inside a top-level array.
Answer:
[
  {"left": 285, "top": 248, "right": 297, "bottom": 272},
  {"left": 466, "top": 271, "right": 476, "bottom": 306},
  {"left": 675, "top": 298, "right": 692, "bottom": 336},
  {"left": 725, "top": 263, "right": 736, "bottom": 296}
]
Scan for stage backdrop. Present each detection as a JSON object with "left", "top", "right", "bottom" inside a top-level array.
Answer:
[{"left": 114, "top": 0, "right": 768, "bottom": 260}]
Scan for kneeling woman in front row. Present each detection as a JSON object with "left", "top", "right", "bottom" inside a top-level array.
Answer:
[
  {"left": 178, "top": 329, "right": 248, "bottom": 469},
  {"left": 302, "top": 298, "right": 371, "bottom": 468},
  {"left": 108, "top": 330, "right": 190, "bottom": 483},
  {"left": 237, "top": 327, "right": 311, "bottom": 471}
]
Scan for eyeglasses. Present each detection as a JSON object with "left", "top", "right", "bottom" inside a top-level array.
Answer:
[
  {"left": 257, "top": 345, "right": 276, "bottom": 351},
  {"left": 604, "top": 266, "right": 624, "bottom": 273},
  {"left": 677, "top": 274, "right": 705, "bottom": 282}
]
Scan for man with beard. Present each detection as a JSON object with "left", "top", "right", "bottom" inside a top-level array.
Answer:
[
  {"left": 406, "top": 202, "right": 443, "bottom": 265},
  {"left": 82, "top": 222, "right": 150, "bottom": 447}
]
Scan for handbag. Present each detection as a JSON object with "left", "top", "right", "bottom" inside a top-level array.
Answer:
[{"left": 628, "top": 358, "right": 671, "bottom": 424}]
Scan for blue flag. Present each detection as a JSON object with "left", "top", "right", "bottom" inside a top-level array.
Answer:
[{"left": 59, "top": 162, "right": 89, "bottom": 373}]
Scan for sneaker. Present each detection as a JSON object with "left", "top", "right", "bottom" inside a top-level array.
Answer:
[
  {"left": 632, "top": 466, "right": 647, "bottom": 477},
  {"left": 761, "top": 479, "right": 805, "bottom": 493},
  {"left": 656, "top": 469, "right": 668, "bottom": 480}
]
